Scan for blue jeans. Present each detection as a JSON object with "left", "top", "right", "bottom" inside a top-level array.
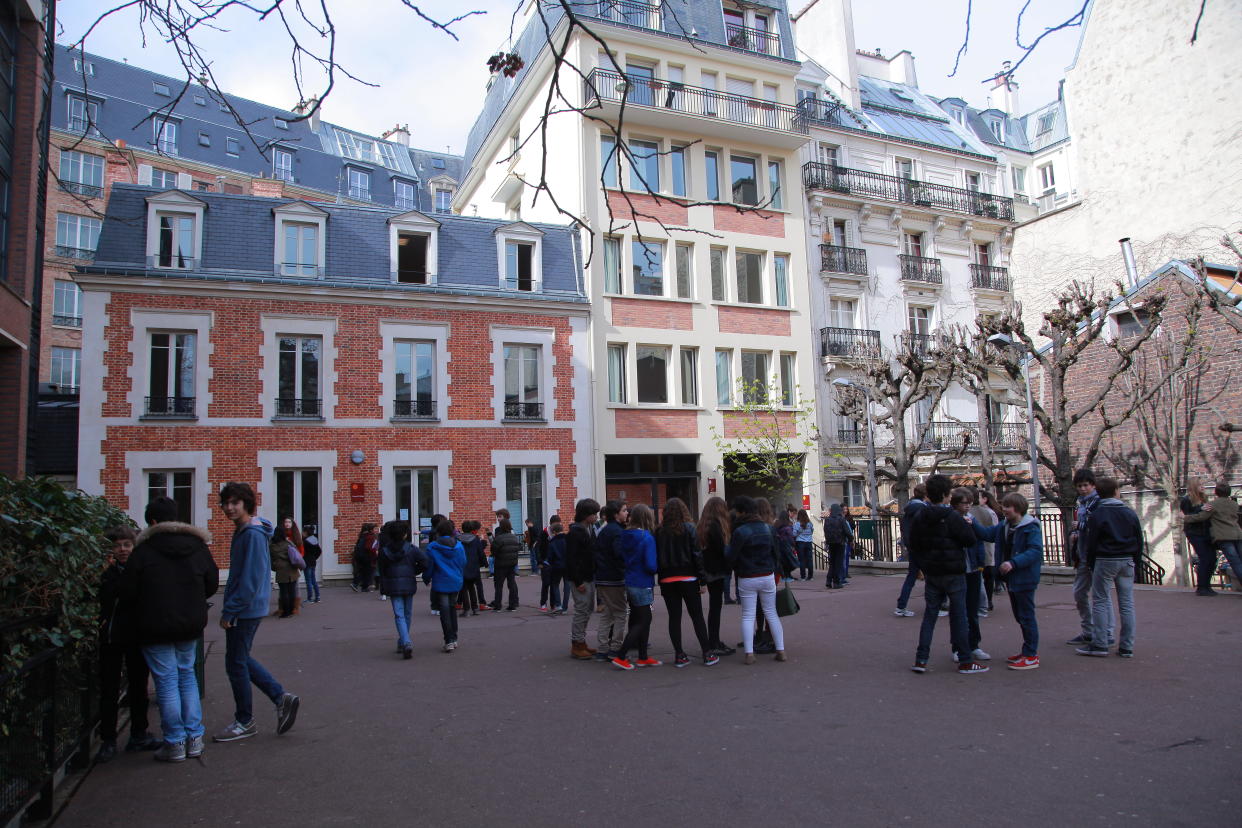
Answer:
[
  {"left": 1090, "top": 558, "right": 1135, "bottom": 650},
  {"left": 1188, "top": 534, "right": 1216, "bottom": 590},
  {"left": 304, "top": 563, "right": 320, "bottom": 601},
  {"left": 1008, "top": 589, "right": 1039, "bottom": 657},
  {"left": 143, "top": 640, "right": 203, "bottom": 744},
  {"left": 1216, "top": 540, "right": 1242, "bottom": 586},
  {"left": 390, "top": 593, "right": 414, "bottom": 648},
  {"left": 916, "top": 574, "right": 969, "bottom": 663},
  {"left": 896, "top": 560, "right": 921, "bottom": 609},
  {"left": 795, "top": 541, "right": 814, "bottom": 579},
  {"left": 224, "top": 617, "right": 284, "bottom": 725}
]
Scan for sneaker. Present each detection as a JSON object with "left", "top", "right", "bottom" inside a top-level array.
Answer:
[
  {"left": 635, "top": 658, "right": 662, "bottom": 667},
  {"left": 478, "top": 604, "right": 492, "bottom": 611},
  {"left": 350, "top": 584, "right": 360, "bottom": 593},
  {"left": 213, "top": 720, "right": 257, "bottom": 742},
  {"left": 455, "top": 604, "right": 463, "bottom": 611},
  {"left": 125, "top": 732, "right": 160, "bottom": 752},
  {"left": 971, "top": 648, "right": 991, "bottom": 661},
  {"left": 153, "top": 741, "right": 186, "bottom": 763},
  {"left": 380, "top": 594, "right": 388, "bottom": 601},
  {"left": 743, "top": 653, "right": 756, "bottom": 665},
  {"left": 611, "top": 657, "right": 634, "bottom": 671},
  {"left": 276, "top": 693, "right": 300, "bottom": 735},
  {"left": 1076, "top": 645, "right": 1109, "bottom": 657},
  {"left": 712, "top": 644, "right": 737, "bottom": 656},
  {"left": 539, "top": 604, "right": 549, "bottom": 613},
  {"left": 937, "top": 609, "right": 948, "bottom": 617},
  {"left": 448, "top": 641, "right": 458, "bottom": 651},
  {"left": 186, "top": 734, "right": 204, "bottom": 758},
  {"left": 1065, "top": 634, "right": 1089, "bottom": 646},
  {"left": 592, "top": 651, "right": 611, "bottom": 662},
  {"left": 978, "top": 610, "right": 989, "bottom": 618},
  {"left": 505, "top": 606, "right": 517, "bottom": 612},
  {"left": 911, "top": 661, "right": 929, "bottom": 673},
  {"left": 95, "top": 741, "right": 117, "bottom": 764},
  {"left": 893, "top": 608, "right": 915, "bottom": 617},
  {"left": 957, "top": 662, "right": 989, "bottom": 674},
  {"left": 431, "top": 609, "right": 440, "bottom": 616},
  {"left": 1005, "top": 653, "right": 1024, "bottom": 663},
  {"left": 402, "top": 645, "right": 413, "bottom": 660},
  {"left": 1118, "top": 648, "right": 1134, "bottom": 658},
  {"left": 703, "top": 653, "right": 720, "bottom": 666},
  {"left": 1008, "top": 655, "right": 1040, "bottom": 670},
  {"left": 674, "top": 654, "right": 691, "bottom": 668}
]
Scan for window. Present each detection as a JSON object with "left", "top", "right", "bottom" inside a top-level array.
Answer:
[
  {"left": 50, "top": 347, "right": 80, "bottom": 390},
  {"left": 817, "top": 143, "right": 839, "bottom": 167},
  {"left": 828, "top": 298, "right": 855, "bottom": 328},
  {"left": 843, "top": 479, "right": 865, "bottom": 509},
  {"left": 145, "top": 191, "right": 205, "bottom": 270},
  {"left": 72, "top": 58, "right": 95, "bottom": 77},
  {"left": 505, "top": 240, "right": 535, "bottom": 291},
  {"left": 680, "top": 348, "right": 698, "bottom": 406},
  {"left": 636, "top": 345, "right": 670, "bottom": 404},
  {"left": 767, "top": 160, "right": 783, "bottom": 208},
  {"left": 779, "top": 354, "right": 795, "bottom": 407},
  {"left": 154, "top": 119, "right": 178, "bottom": 155},
  {"left": 988, "top": 119, "right": 1004, "bottom": 141},
  {"left": 192, "top": 94, "right": 205, "bottom": 106},
  {"left": 55, "top": 213, "right": 101, "bottom": 257},
  {"left": 432, "top": 158, "right": 446, "bottom": 169},
  {"left": 603, "top": 237, "right": 622, "bottom": 293},
  {"left": 274, "top": 117, "right": 289, "bottom": 130},
  {"left": 632, "top": 239, "right": 665, "bottom": 296},
  {"left": 395, "top": 340, "right": 435, "bottom": 417},
  {"left": 147, "top": 472, "right": 193, "bottom": 524},
  {"left": 395, "top": 469, "right": 437, "bottom": 528},
  {"left": 335, "top": 130, "right": 383, "bottom": 164},
  {"left": 704, "top": 150, "right": 720, "bottom": 200},
  {"left": 151, "top": 168, "right": 177, "bottom": 189},
  {"left": 607, "top": 344, "right": 626, "bottom": 403},
  {"left": 674, "top": 243, "right": 692, "bottom": 299},
  {"left": 274, "top": 148, "right": 294, "bottom": 182},
  {"left": 830, "top": 219, "right": 847, "bottom": 246},
  {"left": 975, "top": 243, "right": 992, "bottom": 267},
  {"left": 397, "top": 232, "right": 429, "bottom": 283},
  {"left": 735, "top": 251, "right": 763, "bottom": 304},
  {"left": 197, "top": 132, "right": 210, "bottom": 147},
  {"left": 730, "top": 155, "right": 758, "bottom": 205},
  {"left": 741, "top": 352, "right": 769, "bottom": 404},
  {"left": 434, "top": 188, "right": 452, "bottom": 214},
  {"left": 281, "top": 222, "right": 319, "bottom": 277},
  {"left": 966, "top": 172, "right": 981, "bottom": 192},
  {"left": 774, "top": 254, "right": 789, "bottom": 307},
  {"left": 710, "top": 247, "right": 726, "bottom": 301},
  {"left": 67, "top": 95, "right": 99, "bottom": 135},
  {"left": 601, "top": 134, "right": 619, "bottom": 188},
  {"left": 505, "top": 467, "right": 545, "bottom": 531},
  {"left": 152, "top": 81, "right": 171, "bottom": 97},
  {"left": 908, "top": 306, "right": 932, "bottom": 335},
  {"left": 53, "top": 280, "right": 81, "bottom": 327},
  {"left": 895, "top": 158, "right": 914, "bottom": 180},
  {"left": 625, "top": 63, "right": 655, "bottom": 107},
  {"left": 1114, "top": 309, "right": 1150, "bottom": 339},
  {"left": 394, "top": 180, "right": 415, "bottom": 210},
  {"left": 503, "top": 344, "right": 541, "bottom": 418},
  {"left": 903, "top": 231, "right": 924, "bottom": 257},
  {"left": 276, "top": 470, "right": 320, "bottom": 539},
  {"left": 1037, "top": 111, "right": 1056, "bottom": 135},
  {"left": 277, "top": 336, "right": 322, "bottom": 416},
  {"left": 715, "top": 350, "right": 732, "bottom": 406},
  {"left": 59, "top": 150, "right": 104, "bottom": 196},
  {"left": 148, "top": 332, "right": 195, "bottom": 415},
  {"left": 629, "top": 139, "right": 660, "bottom": 191},
  {"left": 193, "top": 181, "right": 210, "bottom": 191},
  {"left": 348, "top": 168, "right": 370, "bottom": 201},
  {"left": 670, "top": 145, "right": 686, "bottom": 197},
  {"left": 1011, "top": 166, "right": 1027, "bottom": 194},
  {"left": 1039, "top": 164, "right": 1056, "bottom": 191}
]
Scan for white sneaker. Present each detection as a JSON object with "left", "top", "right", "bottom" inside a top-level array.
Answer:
[
  {"left": 971, "top": 648, "right": 991, "bottom": 661},
  {"left": 978, "top": 610, "right": 989, "bottom": 618},
  {"left": 937, "top": 610, "right": 948, "bottom": 617},
  {"left": 893, "top": 608, "right": 915, "bottom": 617}
]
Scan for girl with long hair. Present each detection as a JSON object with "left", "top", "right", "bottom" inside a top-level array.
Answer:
[
  {"left": 794, "top": 508, "right": 815, "bottom": 580},
  {"left": 726, "top": 496, "right": 786, "bottom": 664},
  {"left": 656, "top": 498, "right": 719, "bottom": 667},
  {"left": 1182, "top": 479, "right": 1217, "bottom": 595},
  {"left": 696, "top": 496, "right": 735, "bottom": 656},
  {"left": 612, "top": 504, "right": 661, "bottom": 669},
  {"left": 978, "top": 491, "right": 1002, "bottom": 607}
]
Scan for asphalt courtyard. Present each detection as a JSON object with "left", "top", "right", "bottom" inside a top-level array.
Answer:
[{"left": 53, "top": 573, "right": 1241, "bottom": 827}]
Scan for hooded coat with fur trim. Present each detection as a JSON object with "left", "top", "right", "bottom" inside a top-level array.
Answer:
[{"left": 120, "top": 522, "right": 219, "bottom": 644}]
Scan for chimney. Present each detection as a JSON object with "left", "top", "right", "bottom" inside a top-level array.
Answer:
[
  {"left": 292, "top": 96, "right": 321, "bottom": 131},
  {"left": 986, "top": 61, "right": 1020, "bottom": 115},
  {"left": 382, "top": 124, "right": 410, "bottom": 147},
  {"left": 1119, "top": 238, "right": 1139, "bottom": 287}
]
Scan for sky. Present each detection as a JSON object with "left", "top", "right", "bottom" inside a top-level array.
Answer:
[{"left": 57, "top": 0, "right": 1088, "bottom": 156}]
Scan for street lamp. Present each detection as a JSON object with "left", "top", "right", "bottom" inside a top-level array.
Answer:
[
  {"left": 832, "top": 378, "right": 880, "bottom": 522},
  {"left": 987, "top": 333, "right": 1041, "bottom": 516}
]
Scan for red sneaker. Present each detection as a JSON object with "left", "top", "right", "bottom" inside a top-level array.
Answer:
[
  {"left": 611, "top": 657, "right": 634, "bottom": 671},
  {"left": 635, "top": 658, "right": 662, "bottom": 668},
  {"left": 1006, "top": 653, "right": 1023, "bottom": 663},
  {"left": 1008, "top": 655, "right": 1040, "bottom": 670}
]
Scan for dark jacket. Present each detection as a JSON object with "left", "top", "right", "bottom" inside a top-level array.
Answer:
[
  {"left": 459, "top": 535, "right": 487, "bottom": 579},
  {"left": 1180, "top": 497, "right": 1210, "bottom": 539},
  {"left": 119, "top": 522, "right": 219, "bottom": 645},
  {"left": 908, "top": 503, "right": 975, "bottom": 576},
  {"left": 1072, "top": 491, "right": 1101, "bottom": 566},
  {"left": 565, "top": 522, "right": 596, "bottom": 586},
  {"left": 1086, "top": 498, "right": 1144, "bottom": 566},
  {"left": 655, "top": 524, "right": 705, "bottom": 582},
  {"left": 270, "top": 538, "right": 300, "bottom": 584},
  {"left": 699, "top": 522, "right": 729, "bottom": 578},
  {"left": 99, "top": 562, "right": 136, "bottom": 646},
  {"left": 823, "top": 515, "right": 853, "bottom": 545},
  {"left": 973, "top": 515, "right": 1043, "bottom": 591},
  {"left": 593, "top": 520, "right": 625, "bottom": 586},
  {"left": 378, "top": 541, "right": 426, "bottom": 596},
  {"left": 353, "top": 531, "right": 378, "bottom": 563},
  {"left": 900, "top": 498, "right": 926, "bottom": 558},
  {"left": 1183, "top": 496, "right": 1242, "bottom": 541},
  {"left": 544, "top": 532, "right": 568, "bottom": 573},
  {"left": 726, "top": 518, "right": 779, "bottom": 578},
  {"left": 302, "top": 533, "right": 322, "bottom": 567},
  {"left": 491, "top": 531, "right": 523, "bottom": 569}
]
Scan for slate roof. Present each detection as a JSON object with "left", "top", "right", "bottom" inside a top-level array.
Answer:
[
  {"left": 854, "top": 76, "right": 995, "bottom": 157},
  {"left": 53, "top": 45, "right": 463, "bottom": 212},
  {"left": 88, "top": 184, "right": 585, "bottom": 300},
  {"left": 935, "top": 94, "right": 1069, "bottom": 156}
]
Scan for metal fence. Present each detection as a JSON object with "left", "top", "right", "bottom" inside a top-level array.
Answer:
[{"left": 802, "top": 162, "right": 1016, "bottom": 220}]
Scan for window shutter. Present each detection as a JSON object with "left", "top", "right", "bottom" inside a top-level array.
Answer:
[
  {"left": 137, "top": 164, "right": 153, "bottom": 186},
  {"left": 177, "top": 172, "right": 193, "bottom": 190}
]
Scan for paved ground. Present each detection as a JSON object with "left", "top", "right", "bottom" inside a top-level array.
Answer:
[{"left": 52, "top": 573, "right": 1241, "bottom": 827}]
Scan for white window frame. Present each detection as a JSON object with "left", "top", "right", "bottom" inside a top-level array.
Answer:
[
  {"left": 55, "top": 213, "right": 101, "bottom": 255},
  {"left": 258, "top": 450, "right": 339, "bottom": 574},
  {"left": 631, "top": 238, "right": 667, "bottom": 297},
  {"left": 52, "top": 280, "right": 82, "bottom": 325},
  {"left": 393, "top": 179, "right": 417, "bottom": 211},
  {"left": 634, "top": 344, "right": 673, "bottom": 405},
  {"left": 490, "top": 450, "right": 560, "bottom": 528},
  {"left": 272, "top": 201, "right": 328, "bottom": 278},
  {"left": 347, "top": 166, "right": 371, "bottom": 201},
  {"left": 734, "top": 249, "right": 766, "bottom": 305},
  {"left": 50, "top": 346, "right": 81, "bottom": 390},
  {"left": 378, "top": 321, "right": 449, "bottom": 422},
  {"left": 494, "top": 222, "right": 545, "bottom": 293},
  {"left": 740, "top": 350, "right": 771, "bottom": 404},
  {"left": 1039, "top": 163, "right": 1056, "bottom": 192},
  {"left": 273, "top": 148, "right": 295, "bottom": 182},
  {"left": 144, "top": 191, "right": 206, "bottom": 270},
  {"left": 154, "top": 118, "right": 179, "bottom": 155},
  {"left": 260, "top": 315, "right": 338, "bottom": 421},
  {"left": 59, "top": 150, "right": 104, "bottom": 194},
  {"left": 388, "top": 210, "right": 440, "bottom": 284},
  {"left": 680, "top": 346, "right": 699, "bottom": 407},
  {"left": 67, "top": 94, "right": 99, "bottom": 135},
  {"left": 490, "top": 326, "right": 555, "bottom": 423},
  {"left": 125, "top": 451, "right": 212, "bottom": 531},
  {"left": 428, "top": 175, "right": 456, "bottom": 214},
  {"left": 779, "top": 352, "right": 796, "bottom": 407},
  {"left": 127, "top": 309, "right": 213, "bottom": 420},
  {"left": 715, "top": 349, "right": 733, "bottom": 408}
]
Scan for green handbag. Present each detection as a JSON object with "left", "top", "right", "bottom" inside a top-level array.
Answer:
[{"left": 776, "top": 578, "right": 800, "bottom": 617}]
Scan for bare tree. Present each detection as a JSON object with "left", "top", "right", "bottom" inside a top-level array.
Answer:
[{"left": 709, "top": 378, "right": 820, "bottom": 502}]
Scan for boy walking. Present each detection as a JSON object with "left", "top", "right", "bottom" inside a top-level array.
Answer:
[
  {"left": 566, "top": 499, "right": 599, "bottom": 659},
  {"left": 1078, "top": 478, "right": 1142, "bottom": 658},
  {"left": 972, "top": 492, "right": 1043, "bottom": 670}
]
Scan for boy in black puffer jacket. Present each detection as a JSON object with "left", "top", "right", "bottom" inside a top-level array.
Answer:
[{"left": 457, "top": 521, "right": 488, "bottom": 615}]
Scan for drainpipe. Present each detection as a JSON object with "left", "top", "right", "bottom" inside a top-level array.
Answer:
[{"left": 1119, "top": 238, "right": 1139, "bottom": 287}]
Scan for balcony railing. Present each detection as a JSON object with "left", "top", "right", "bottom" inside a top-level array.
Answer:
[
  {"left": 900, "top": 331, "right": 936, "bottom": 359},
  {"left": 54, "top": 245, "right": 95, "bottom": 260},
  {"left": 820, "top": 327, "right": 881, "bottom": 360},
  {"left": 725, "top": 23, "right": 781, "bottom": 55},
  {"left": 590, "top": 0, "right": 661, "bottom": 30},
  {"left": 918, "top": 421, "right": 1027, "bottom": 452},
  {"left": 274, "top": 397, "right": 322, "bottom": 418},
  {"left": 144, "top": 396, "right": 196, "bottom": 418},
  {"left": 820, "top": 244, "right": 868, "bottom": 275},
  {"left": 394, "top": 197, "right": 416, "bottom": 211},
  {"left": 802, "top": 162, "right": 1015, "bottom": 221},
  {"left": 59, "top": 180, "right": 103, "bottom": 198},
  {"left": 504, "top": 401, "right": 544, "bottom": 421},
  {"left": 393, "top": 398, "right": 437, "bottom": 419},
  {"left": 899, "top": 254, "right": 943, "bottom": 284},
  {"left": 834, "top": 428, "right": 865, "bottom": 446},
  {"left": 347, "top": 187, "right": 371, "bottom": 202},
  {"left": 796, "top": 97, "right": 847, "bottom": 127},
  {"left": 970, "top": 263, "right": 1012, "bottom": 292},
  {"left": 583, "top": 68, "right": 807, "bottom": 135},
  {"left": 52, "top": 314, "right": 82, "bottom": 328}
]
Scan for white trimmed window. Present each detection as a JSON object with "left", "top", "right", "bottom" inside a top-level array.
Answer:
[
  {"left": 735, "top": 250, "right": 764, "bottom": 304},
  {"left": 607, "top": 344, "right": 627, "bottom": 403},
  {"left": 636, "top": 345, "right": 670, "bottom": 404},
  {"left": 52, "top": 280, "right": 82, "bottom": 327},
  {"left": 503, "top": 344, "right": 542, "bottom": 419},
  {"left": 273, "top": 201, "right": 328, "bottom": 278},
  {"left": 379, "top": 321, "right": 448, "bottom": 422},
  {"left": 277, "top": 335, "right": 323, "bottom": 418},
  {"left": 779, "top": 353, "right": 796, "bottom": 407},
  {"left": 347, "top": 167, "right": 371, "bottom": 201},
  {"left": 147, "top": 470, "right": 194, "bottom": 523},
  {"left": 1039, "top": 164, "right": 1056, "bottom": 192},
  {"left": 144, "top": 191, "right": 206, "bottom": 270},
  {"left": 674, "top": 242, "right": 693, "bottom": 299},
  {"left": 67, "top": 95, "right": 99, "bottom": 135},
  {"left": 154, "top": 118, "right": 179, "bottom": 155},
  {"left": 146, "top": 332, "right": 197, "bottom": 417},
  {"left": 632, "top": 239, "right": 665, "bottom": 296},
  {"left": 59, "top": 150, "right": 104, "bottom": 197},
  {"left": 680, "top": 347, "right": 699, "bottom": 406},
  {"left": 273, "top": 148, "right": 294, "bottom": 182},
  {"left": 388, "top": 210, "right": 440, "bottom": 284},
  {"left": 715, "top": 349, "right": 732, "bottom": 407},
  {"left": 495, "top": 222, "right": 544, "bottom": 293},
  {"left": 50, "top": 347, "right": 81, "bottom": 391},
  {"left": 151, "top": 168, "right": 177, "bottom": 189},
  {"left": 740, "top": 351, "right": 770, "bottom": 404},
  {"left": 394, "top": 180, "right": 416, "bottom": 211},
  {"left": 55, "top": 213, "right": 101, "bottom": 258},
  {"left": 603, "top": 237, "right": 622, "bottom": 293}
]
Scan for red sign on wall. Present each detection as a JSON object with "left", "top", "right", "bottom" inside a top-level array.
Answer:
[
  {"left": 802, "top": 494, "right": 811, "bottom": 509},
  {"left": 350, "top": 482, "right": 365, "bottom": 503},
  {"left": 707, "top": 478, "right": 717, "bottom": 493}
]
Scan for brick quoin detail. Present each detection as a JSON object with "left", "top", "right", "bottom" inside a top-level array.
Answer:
[
  {"left": 712, "top": 205, "right": 785, "bottom": 238},
  {"left": 610, "top": 298, "right": 694, "bottom": 330},
  {"left": 717, "top": 306, "right": 791, "bottom": 336},
  {"left": 605, "top": 191, "right": 688, "bottom": 226},
  {"left": 614, "top": 409, "right": 698, "bottom": 439},
  {"left": 722, "top": 410, "right": 796, "bottom": 439}
]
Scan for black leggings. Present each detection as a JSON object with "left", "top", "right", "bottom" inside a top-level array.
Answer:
[
  {"left": 982, "top": 566, "right": 997, "bottom": 606},
  {"left": 706, "top": 578, "right": 726, "bottom": 647},
  {"left": 616, "top": 603, "right": 652, "bottom": 661},
  {"left": 662, "top": 581, "right": 711, "bottom": 657},
  {"left": 278, "top": 580, "right": 297, "bottom": 615}
]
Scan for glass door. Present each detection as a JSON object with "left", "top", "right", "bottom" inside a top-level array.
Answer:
[
  {"left": 276, "top": 469, "right": 321, "bottom": 538},
  {"left": 395, "top": 468, "right": 437, "bottom": 535}
]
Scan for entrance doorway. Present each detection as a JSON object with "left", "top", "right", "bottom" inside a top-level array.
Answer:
[{"left": 604, "top": 454, "right": 700, "bottom": 519}]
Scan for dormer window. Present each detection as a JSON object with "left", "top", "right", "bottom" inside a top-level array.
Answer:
[
  {"left": 1037, "top": 112, "right": 1056, "bottom": 135},
  {"left": 144, "top": 191, "right": 206, "bottom": 270},
  {"left": 988, "top": 118, "right": 1004, "bottom": 141},
  {"left": 154, "top": 117, "right": 178, "bottom": 155},
  {"left": 495, "top": 222, "right": 544, "bottom": 293},
  {"left": 274, "top": 117, "right": 289, "bottom": 130},
  {"left": 272, "top": 201, "right": 328, "bottom": 278},
  {"left": 388, "top": 210, "right": 440, "bottom": 285},
  {"left": 153, "top": 81, "right": 171, "bottom": 97},
  {"left": 428, "top": 175, "right": 456, "bottom": 214}
]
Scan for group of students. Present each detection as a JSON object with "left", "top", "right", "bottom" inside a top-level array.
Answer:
[{"left": 268, "top": 518, "right": 322, "bottom": 617}]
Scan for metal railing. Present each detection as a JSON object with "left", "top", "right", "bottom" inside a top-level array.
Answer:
[
  {"left": 916, "top": 421, "right": 1029, "bottom": 452},
  {"left": 970, "top": 263, "right": 1012, "bottom": 291},
  {"left": 52, "top": 314, "right": 81, "bottom": 327},
  {"left": 274, "top": 397, "right": 322, "bottom": 418},
  {"left": 725, "top": 22, "right": 781, "bottom": 55},
  {"left": 899, "top": 254, "right": 943, "bottom": 284},
  {"left": 802, "top": 162, "right": 1016, "bottom": 220},
  {"left": 504, "top": 401, "right": 544, "bottom": 420},
  {"left": 796, "top": 97, "right": 846, "bottom": 127},
  {"left": 393, "top": 398, "right": 437, "bottom": 419},
  {"left": 59, "top": 180, "right": 102, "bottom": 198},
  {"left": 834, "top": 428, "right": 865, "bottom": 446},
  {"left": 850, "top": 515, "right": 902, "bottom": 562},
  {"left": 54, "top": 245, "right": 94, "bottom": 260},
  {"left": 900, "top": 331, "right": 936, "bottom": 359},
  {"left": 820, "top": 326, "right": 881, "bottom": 360},
  {"left": 590, "top": 0, "right": 661, "bottom": 30},
  {"left": 347, "top": 186, "right": 371, "bottom": 201},
  {"left": 584, "top": 68, "right": 807, "bottom": 135},
  {"left": 820, "top": 243, "right": 868, "bottom": 275},
  {"left": 144, "top": 396, "right": 196, "bottom": 417}
]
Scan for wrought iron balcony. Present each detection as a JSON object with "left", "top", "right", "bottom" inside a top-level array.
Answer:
[
  {"left": 144, "top": 396, "right": 196, "bottom": 418},
  {"left": 820, "top": 327, "right": 881, "bottom": 360},
  {"left": 54, "top": 245, "right": 95, "bottom": 260},
  {"left": 725, "top": 23, "right": 781, "bottom": 55},
  {"left": 583, "top": 68, "right": 807, "bottom": 135},
  {"left": 60, "top": 180, "right": 103, "bottom": 198},
  {"left": 899, "top": 254, "right": 943, "bottom": 284},
  {"left": 802, "top": 162, "right": 1015, "bottom": 221},
  {"left": 918, "top": 421, "right": 1027, "bottom": 452},
  {"left": 834, "top": 427, "right": 865, "bottom": 446},
  {"left": 796, "top": 97, "right": 847, "bottom": 128},
  {"left": 52, "top": 314, "right": 82, "bottom": 328},
  {"left": 274, "top": 397, "right": 322, "bottom": 418},
  {"left": 820, "top": 244, "right": 868, "bottom": 275},
  {"left": 347, "top": 187, "right": 371, "bottom": 202},
  {"left": 504, "top": 401, "right": 544, "bottom": 421},
  {"left": 393, "top": 398, "right": 437, "bottom": 420},
  {"left": 900, "top": 331, "right": 937, "bottom": 359},
  {"left": 589, "top": 0, "right": 661, "bottom": 30},
  {"left": 970, "top": 264, "right": 1012, "bottom": 292}
]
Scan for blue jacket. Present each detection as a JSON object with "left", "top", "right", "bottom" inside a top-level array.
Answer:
[
  {"left": 726, "top": 518, "right": 779, "bottom": 578},
  {"left": 973, "top": 515, "right": 1042, "bottom": 591},
  {"left": 618, "top": 528, "right": 657, "bottom": 589},
  {"left": 544, "top": 532, "right": 567, "bottom": 573},
  {"left": 423, "top": 538, "right": 467, "bottom": 594},
  {"left": 222, "top": 517, "right": 273, "bottom": 622},
  {"left": 594, "top": 520, "right": 625, "bottom": 586},
  {"left": 378, "top": 541, "right": 426, "bottom": 596},
  {"left": 794, "top": 520, "right": 815, "bottom": 544}
]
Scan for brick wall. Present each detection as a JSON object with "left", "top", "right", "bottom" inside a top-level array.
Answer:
[
  {"left": 609, "top": 297, "right": 694, "bottom": 330},
  {"left": 614, "top": 409, "right": 698, "bottom": 439},
  {"left": 712, "top": 205, "right": 785, "bottom": 238},
  {"left": 721, "top": 410, "right": 796, "bottom": 439},
  {"left": 605, "top": 190, "right": 688, "bottom": 226},
  {"left": 717, "top": 305, "right": 792, "bottom": 336}
]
